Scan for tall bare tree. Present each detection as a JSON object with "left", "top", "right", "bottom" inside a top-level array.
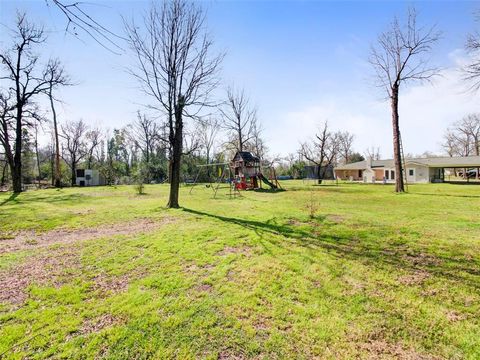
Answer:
[
  {"left": 128, "top": 112, "right": 161, "bottom": 167},
  {"left": 197, "top": 117, "right": 219, "bottom": 178},
  {"left": 85, "top": 128, "right": 102, "bottom": 169},
  {"left": 464, "top": 12, "right": 480, "bottom": 91},
  {"left": 0, "top": 13, "right": 68, "bottom": 192},
  {"left": 125, "top": 0, "right": 223, "bottom": 208},
  {"left": 369, "top": 8, "right": 441, "bottom": 192},
  {"left": 49, "top": 0, "right": 124, "bottom": 54},
  {"left": 365, "top": 146, "right": 382, "bottom": 161},
  {"left": 45, "top": 59, "right": 70, "bottom": 188},
  {"left": 250, "top": 117, "right": 267, "bottom": 160},
  {"left": 458, "top": 114, "right": 480, "bottom": 157},
  {"left": 299, "top": 122, "right": 340, "bottom": 184},
  {"left": 61, "top": 119, "right": 88, "bottom": 186},
  {"left": 338, "top": 131, "right": 355, "bottom": 164},
  {"left": 443, "top": 114, "right": 480, "bottom": 179},
  {"left": 221, "top": 87, "right": 256, "bottom": 152}
]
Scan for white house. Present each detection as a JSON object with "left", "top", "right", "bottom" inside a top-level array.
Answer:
[
  {"left": 75, "top": 169, "right": 105, "bottom": 186},
  {"left": 334, "top": 156, "right": 480, "bottom": 183}
]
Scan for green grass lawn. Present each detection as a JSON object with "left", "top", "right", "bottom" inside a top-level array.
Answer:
[{"left": 0, "top": 181, "right": 479, "bottom": 359}]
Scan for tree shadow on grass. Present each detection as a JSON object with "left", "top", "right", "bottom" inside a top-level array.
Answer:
[
  {"left": 182, "top": 207, "right": 480, "bottom": 290},
  {"left": 0, "top": 192, "right": 19, "bottom": 206},
  {"left": 13, "top": 192, "right": 86, "bottom": 205},
  {"left": 252, "top": 188, "right": 286, "bottom": 194},
  {"left": 413, "top": 192, "right": 480, "bottom": 199}
]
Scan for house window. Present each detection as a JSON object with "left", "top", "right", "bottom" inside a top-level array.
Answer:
[
  {"left": 391, "top": 170, "right": 395, "bottom": 180},
  {"left": 76, "top": 169, "right": 85, "bottom": 178},
  {"left": 385, "top": 170, "right": 389, "bottom": 180},
  {"left": 408, "top": 169, "right": 414, "bottom": 176}
]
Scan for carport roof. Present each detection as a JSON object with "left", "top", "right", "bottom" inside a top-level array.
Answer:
[{"left": 335, "top": 156, "right": 480, "bottom": 170}]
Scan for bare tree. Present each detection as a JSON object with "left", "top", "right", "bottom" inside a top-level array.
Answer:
[
  {"left": 443, "top": 114, "right": 480, "bottom": 179},
  {"left": 0, "top": 13, "right": 69, "bottom": 192},
  {"left": 369, "top": 7, "right": 441, "bottom": 192},
  {"left": 125, "top": 0, "right": 223, "bottom": 208},
  {"left": 221, "top": 87, "right": 256, "bottom": 152},
  {"left": 48, "top": 0, "right": 124, "bottom": 54},
  {"left": 249, "top": 116, "right": 267, "bottom": 160},
  {"left": 128, "top": 112, "right": 162, "bottom": 167},
  {"left": 365, "top": 146, "right": 382, "bottom": 161},
  {"left": 61, "top": 119, "right": 88, "bottom": 186},
  {"left": 197, "top": 117, "right": 219, "bottom": 178},
  {"left": 457, "top": 114, "right": 480, "bottom": 157},
  {"left": 0, "top": 151, "right": 8, "bottom": 188},
  {"left": 45, "top": 59, "right": 71, "bottom": 188},
  {"left": 338, "top": 131, "right": 355, "bottom": 164},
  {"left": 442, "top": 130, "right": 461, "bottom": 157},
  {"left": 443, "top": 115, "right": 480, "bottom": 158},
  {"left": 85, "top": 128, "right": 102, "bottom": 169},
  {"left": 464, "top": 11, "right": 480, "bottom": 91},
  {"left": 299, "top": 122, "right": 340, "bottom": 184}
]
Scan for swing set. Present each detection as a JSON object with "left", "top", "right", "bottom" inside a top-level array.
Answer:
[{"left": 188, "top": 162, "right": 241, "bottom": 198}]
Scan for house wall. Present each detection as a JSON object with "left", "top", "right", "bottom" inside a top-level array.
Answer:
[
  {"left": 336, "top": 165, "right": 432, "bottom": 183},
  {"left": 335, "top": 169, "right": 363, "bottom": 181},
  {"left": 372, "top": 169, "right": 382, "bottom": 181},
  {"left": 406, "top": 164, "right": 429, "bottom": 183}
]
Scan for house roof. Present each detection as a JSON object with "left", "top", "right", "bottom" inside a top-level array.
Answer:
[
  {"left": 335, "top": 156, "right": 480, "bottom": 170},
  {"left": 233, "top": 151, "right": 260, "bottom": 163}
]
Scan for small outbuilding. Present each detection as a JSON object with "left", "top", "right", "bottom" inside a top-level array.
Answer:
[{"left": 75, "top": 169, "right": 105, "bottom": 186}]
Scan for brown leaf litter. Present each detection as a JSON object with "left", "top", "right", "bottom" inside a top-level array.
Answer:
[
  {"left": 0, "top": 217, "right": 174, "bottom": 254},
  {"left": 0, "top": 217, "right": 173, "bottom": 306},
  {"left": 357, "top": 340, "right": 441, "bottom": 360},
  {"left": 217, "top": 245, "right": 252, "bottom": 257}
]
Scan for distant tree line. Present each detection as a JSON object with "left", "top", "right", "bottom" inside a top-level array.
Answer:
[{"left": 3, "top": 1, "right": 480, "bottom": 204}]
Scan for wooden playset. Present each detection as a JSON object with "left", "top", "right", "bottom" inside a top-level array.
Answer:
[
  {"left": 230, "top": 151, "right": 281, "bottom": 190},
  {"left": 188, "top": 151, "right": 281, "bottom": 198}
]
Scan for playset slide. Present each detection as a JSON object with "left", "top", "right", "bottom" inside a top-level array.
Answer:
[{"left": 258, "top": 173, "right": 277, "bottom": 189}]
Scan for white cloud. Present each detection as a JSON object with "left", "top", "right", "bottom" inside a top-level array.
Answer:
[{"left": 266, "top": 51, "right": 479, "bottom": 159}]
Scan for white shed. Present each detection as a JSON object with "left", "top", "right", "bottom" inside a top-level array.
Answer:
[{"left": 75, "top": 169, "right": 105, "bottom": 186}]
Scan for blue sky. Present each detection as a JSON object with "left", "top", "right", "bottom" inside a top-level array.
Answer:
[{"left": 1, "top": 0, "right": 479, "bottom": 158}]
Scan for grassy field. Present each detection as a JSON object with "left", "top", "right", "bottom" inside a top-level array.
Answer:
[{"left": 0, "top": 181, "right": 479, "bottom": 359}]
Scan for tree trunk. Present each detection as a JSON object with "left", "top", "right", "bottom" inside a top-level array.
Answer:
[
  {"left": 12, "top": 163, "right": 22, "bottom": 192},
  {"left": 167, "top": 108, "right": 183, "bottom": 208},
  {"left": 317, "top": 165, "right": 322, "bottom": 185},
  {"left": 206, "top": 151, "right": 210, "bottom": 180},
  {"left": 238, "top": 125, "right": 243, "bottom": 152},
  {"left": 50, "top": 151, "right": 55, "bottom": 186},
  {"left": 35, "top": 125, "right": 41, "bottom": 188},
  {"left": 391, "top": 86, "right": 405, "bottom": 193},
  {"left": 71, "top": 164, "right": 76, "bottom": 186},
  {"left": 0, "top": 160, "right": 7, "bottom": 187},
  {"left": 12, "top": 108, "right": 23, "bottom": 193},
  {"left": 50, "top": 89, "right": 62, "bottom": 188}
]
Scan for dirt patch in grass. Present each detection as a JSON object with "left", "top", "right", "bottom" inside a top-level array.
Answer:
[
  {"left": 183, "top": 262, "right": 215, "bottom": 275},
  {"left": 90, "top": 273, "right": 132, "bottom": 296},
  {"left": 358, "top": 340, "right": 439, "bottom": 359},
  {"left": 0, "top": 217, "right": 174, "bottom": 254},
  {"left": 218, "top": 350, "right": 246, "bottom": 360},
  {"left": 217, "top": 245, "right": 252, "bottom": 257},
  {"left": 0, "top": 218, "right": 172, "bottom": 306},
  {"left": 327, "top": 214, "right": 345, "bottom": 223},
  {"left": 0, "top": 248, "right": 80, "bottom": 305},
  {"left": 402, "top": 252, "right": 442, "bottom": 267},
  {"left": 445, "top": 310, "right": 467, "bottom": 322},
  {"left": 398, "top": 270, "right": 430, "bottom": 286},
  {"left": 80, "top": 314, "right": 123, "bottom": 335},
  {"left": 195, "top": 283, "right": 213, "bottom": 293}
]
